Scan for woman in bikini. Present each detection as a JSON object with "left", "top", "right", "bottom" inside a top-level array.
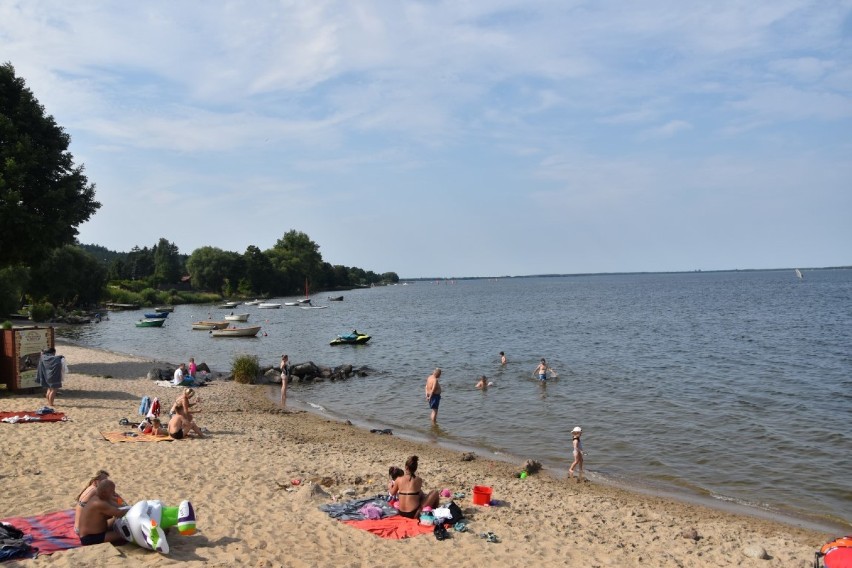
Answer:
[
  {"left": 74, "top": 470, "right": 124, "bottom": 535},
  {"left": 389, "top": 455, "right": 440, "bottom": 518}
]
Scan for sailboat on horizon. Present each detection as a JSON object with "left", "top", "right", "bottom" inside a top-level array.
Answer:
[
  {"left": 794, "top": 268, "right": 803, "bottom": 280},
  {"left": 300, "top": 277, "right": 328, "bottom": 309}
]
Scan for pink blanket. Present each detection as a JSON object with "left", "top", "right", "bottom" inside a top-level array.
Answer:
[{"left": 0, "top": 509, "right": 78, "bottom": 557}]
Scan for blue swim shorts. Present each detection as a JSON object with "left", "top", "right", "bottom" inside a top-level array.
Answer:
[{"left": 429, "top": 394, "right": 441, "bottom": 409}]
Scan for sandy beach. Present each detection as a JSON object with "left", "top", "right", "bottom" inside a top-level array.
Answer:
[{"left": 0, "top": 344, "right": 831, "bottom": 567}]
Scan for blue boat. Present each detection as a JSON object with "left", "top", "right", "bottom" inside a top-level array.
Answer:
[{"left": 144, "top": 312, "right": 169, "bottom": 319}]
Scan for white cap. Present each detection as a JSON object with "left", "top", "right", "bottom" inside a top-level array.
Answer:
[{"left": 572, "top": 426, "right": 582, "bottom": 433}]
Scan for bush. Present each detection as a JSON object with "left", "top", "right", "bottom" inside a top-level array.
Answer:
[
  {"left": 231, "top": 354, "right": 259, "bottom": 384},
  {"left": 2, "top": 320, "right": 12, "bottom": 330},
  {"left": 30, "top": 302, "right": 55, "bottom": 322}
]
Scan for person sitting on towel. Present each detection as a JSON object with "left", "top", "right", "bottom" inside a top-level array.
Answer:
[{"left": 76, "top": 479, "right": 127, "bottom": 546}]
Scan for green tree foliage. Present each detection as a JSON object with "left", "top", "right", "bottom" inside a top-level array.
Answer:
[
  {"left": 0, "top": 63, "right": 100, "bottom": 267},
  {"left": 266, "top": 230, "right": 323, "bottom": 294},
  {"left": 153, "top": 238, "right": 182, "bottom": 286},
  {"left": 126, "top": 246, "right": 154, "bottom": 281},
  {"left": 242, "top": 245, "right": 276, "bottom": 296},
  {"left": 186, "top": 246, "right": 243, "bottom": 294},
  {"left": 0, "top": 266, "right": 28, "bottom": 315},
  {"left": 28, "top": 245, "right": 106, "bottom": 306}
]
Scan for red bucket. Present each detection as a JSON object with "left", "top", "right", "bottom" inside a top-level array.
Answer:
[{"left": 472, "top": 485, "right": 492, "bottom": 506}]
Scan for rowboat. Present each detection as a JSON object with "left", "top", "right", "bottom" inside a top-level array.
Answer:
[
  {"left": 217, "top": 301, "right": 241, "bottom": 309},
  {"left": 300, "top": 305, "right": 327, "bottom": 310},
  {"left": 136, "top": 318, "right": 166, "bottom": 328},
  {"left": 244, "top": 299, "right": 262, "bottom": 306},
  {"left": 191, "top": 323, "right": 218, "bottom": 331},
  {"left": 327, "top": 296, "right": 344, "bottom": 301},
  {"left": 224, "top": 313, "right": 250, "bottom": 322},
  {"left": 154, "top": 306, "right": 174, "bottom": 313},
  {"left": 210, "top": 326, "right": 261, "bottom": 338},
  {"left": 257, "top": 303, "right": 281, "bottom": 309},
  {"left": 144, "top": 312, "right": 169, "bottom": 319},
  {"left": 283, "top": 302, "right": 300, "bottom": 307},
  {"left": 194, "top": 320, "right": 230, "bottom": 330}
]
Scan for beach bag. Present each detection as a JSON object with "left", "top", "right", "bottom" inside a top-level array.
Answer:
[
  {"left": 815, "top": 536, "right": 852, "bottom": 568},
  {"left": 447, "top": 501, "right": 464, "bottom": 524}
]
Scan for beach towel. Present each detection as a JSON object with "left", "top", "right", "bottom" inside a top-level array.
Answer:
[
  {"left": 0, "top": 509, "right": 78, "bottom": 558},
  {"left": 100, "top": 431, "right": 173, "bottom": 443},
  {"left": 138, "top": 396, "right": 151, "bottom": 416},
  {"left": 342, "top": 516, "right": 436, "bottom": 539},
  {"left": 0, "top": 411, "right": 67, "bottom": 424}
]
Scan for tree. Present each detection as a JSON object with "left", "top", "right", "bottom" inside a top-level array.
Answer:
[
  {"left": 28, "top": 245, "right": 106, "bottom": 307},
  {"left": 126, "top": 246, "right": 154, "bottom": 281},
  {"left": 186, "top": 246, "right": 243, "bottom": 294},
  {"left": 0, "top": 63, "right": 100, "bottom": 267},
  {"left": 153, "top": 238, "right": 182, "bottom": 286},
  {"left": 0, "top": 265, "right": 28, "bottom": 316},
  {"left": 242, "top": 245, "right": 275, "bottom": 296},
  {"left": 267, "top": 230, "right": 323, "bottom": 293}
]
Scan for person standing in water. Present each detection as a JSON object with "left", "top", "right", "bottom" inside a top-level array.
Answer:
[
  {"left": 534, "top": 358, "right": 551, "bottom": 381},
  {"left": 500, "top": 351, "right": 507, "bottom": 365},
  {"left": 279, "top": 355, "right": 291, "bottom": 406},
  {"left": 568, "top": 426, "right": 584, "bottom": 482},
  {"left": 425, "top": 368, "right": 442, "bottom": 425}
]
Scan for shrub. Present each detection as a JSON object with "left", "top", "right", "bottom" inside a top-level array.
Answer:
[
  {"left": 2, "top": 320, "right": 12, "bottom": 330},
  {"left": 231, "top": 354, "right": 259, "bottom": 384},
  {"left": 30, "top": 302, "right": 55, "bottom": 322}
]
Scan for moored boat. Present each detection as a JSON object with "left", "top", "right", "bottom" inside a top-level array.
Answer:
[
  {"left": 191, "top": 323, "right": 218, "bottom": 331},
  {"left": 327, "top": 296, "right": 344, "bottom": 301},
  {"left": 224, "top": 313, "right": 250, "bottom": 322},
  {"left": 135, "top": 318, "right": 166, "bottom": 328},
  {"left": 154, "top": 306, "right": 174, "bottom": 313},
  {"left": 144, "top": 312, "right": 169, "bottom": 319},
  {"left": 210, "top": 326, "right": 261, "bottom": 338},
  {"left": 217, "top": 301, "right": 241, "bottom": 309},
  {"left": 257, "top": 303, "right": 281, "bottom": 309},
  {"left": 244, "top": 299, "right": 262, "bottom": 306},
  {"left": 194, "top": 320, "right": 230, "bottom": 330}
]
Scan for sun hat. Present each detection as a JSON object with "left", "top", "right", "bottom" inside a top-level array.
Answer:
[{"left": 572, "top": 426, "right": 582, "bottom": 433}]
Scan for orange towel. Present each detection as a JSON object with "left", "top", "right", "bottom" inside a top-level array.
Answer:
[
  {"left": 100, "top": 431, "right": 173, "bottom": 443},
  {"left": 343, "top": 516, "right": 436, "bottom": 539}
]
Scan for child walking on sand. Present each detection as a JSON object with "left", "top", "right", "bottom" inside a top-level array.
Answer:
[{"left": 568, "top": 426, "right": 584, "bottom": 482}]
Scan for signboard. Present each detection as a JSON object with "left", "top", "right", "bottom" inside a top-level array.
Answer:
[{"left": 0, "top": 327, "right": 54, "bottom": 390}]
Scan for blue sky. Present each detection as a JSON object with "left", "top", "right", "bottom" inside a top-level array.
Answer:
[{"left": 2, "top": 1, "right": 850, "bottom": 277}]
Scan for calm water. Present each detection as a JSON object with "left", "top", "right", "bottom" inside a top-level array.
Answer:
[{"left": 57, "top": 270, "right": 852, "bottom": 530}]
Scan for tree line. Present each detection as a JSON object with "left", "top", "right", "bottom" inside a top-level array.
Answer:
[{"left": 0, "top": 62, "right": 395, "bottom": 319}]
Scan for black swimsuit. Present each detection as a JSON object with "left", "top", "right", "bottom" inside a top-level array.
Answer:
[{"left": 170, "top": 430, "right": 184, "bottom": 440}]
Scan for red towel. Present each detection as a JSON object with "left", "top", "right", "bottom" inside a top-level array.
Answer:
[
  {"left": 0, "top": 509, "right": 78, "bottom": 556},
  {"left": 343, "top": 516, "right": 436, "bottom": 539},
  {"left": 0, "top": 411, "right": 67, "bottom": 423}
]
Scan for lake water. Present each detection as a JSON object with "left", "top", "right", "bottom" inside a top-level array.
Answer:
[{"left": 57, "top": 269, "right": 852, "bottom": 530}]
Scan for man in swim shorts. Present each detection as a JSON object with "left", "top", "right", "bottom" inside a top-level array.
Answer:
[
  {"left": 76, "top": 480, "right": 127, "bottom": 546},
  {"left": 425, "top": 368, "right": 442, "bottom": 425},
  {"left": 535, "top": 358, "right": 550, "bottom": 381}
]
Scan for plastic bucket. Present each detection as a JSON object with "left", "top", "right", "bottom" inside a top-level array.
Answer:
[{"left": 472, "top": 485, "right": 492, "bottom": 505}]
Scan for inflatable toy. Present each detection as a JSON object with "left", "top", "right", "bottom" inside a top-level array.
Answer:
[{"left": 114, "top": 499, "right": 196, "bottom": 553}]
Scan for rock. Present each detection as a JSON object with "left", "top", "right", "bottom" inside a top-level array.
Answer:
[
  {"left": 461, "top": 452, "right": 476, "bottom": 462},
  {"left": 743, "top": 544, "right": 769, "bottom": 560},
  {"left": 523, "top": 459, "right": 542, "bottom": 474},
  {"left": 680, "top": 528, "right": 700, "bottom": 541},
  {"left": 196, "top": 362, "right": 211, "bottom": 373}
]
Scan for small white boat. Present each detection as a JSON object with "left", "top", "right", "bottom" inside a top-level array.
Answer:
[
  {"left": 300, "top": 305, "right": 328, "bottom": 310},
  {"left": 257, "top": 303, "right": 281, "bottom": 309},
  {"left": 283, "top": 302, "right": 300, "bottom": 307},
  {"left": 224, "top": 313, "right": 250, "bottom": 322},
  {"left": 297, "top": 298, "right": 312, "bottom": 304},
  {"left": 795, "top": 268, "right": 803, "bottom": 280},
  {"left": 217, "top": 301, "right": 241, "bottom": 309},
  {"left": 193, "top": 320, "right": 230, "bottom": 330},
  {"left": 244, "top": 299, "right": 262, "bottom": 306},
  {"left": 210, "top": 326, "right": 262, "bottom": 338}
]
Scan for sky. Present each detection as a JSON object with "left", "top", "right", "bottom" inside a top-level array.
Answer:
[{"left": 2, "top": 1, "right": 851, "bottom": 278}]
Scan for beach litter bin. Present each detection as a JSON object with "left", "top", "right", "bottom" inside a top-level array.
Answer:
[{"left": 472, "top": 485, "right": 492, "bottom": 506}]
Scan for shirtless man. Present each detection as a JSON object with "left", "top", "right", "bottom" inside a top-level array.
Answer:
[
  {"left": 76, "top": 479, "right": 127, "bottom": 546},
  {"left": 425, "top": 368, "right": 442, "bottom": 425},
  {"left": 535, "top": 358, "right": 551, "bottom": 381},
  {"left": 168, "top": 412, "right": 204, "bottom": 439}
]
